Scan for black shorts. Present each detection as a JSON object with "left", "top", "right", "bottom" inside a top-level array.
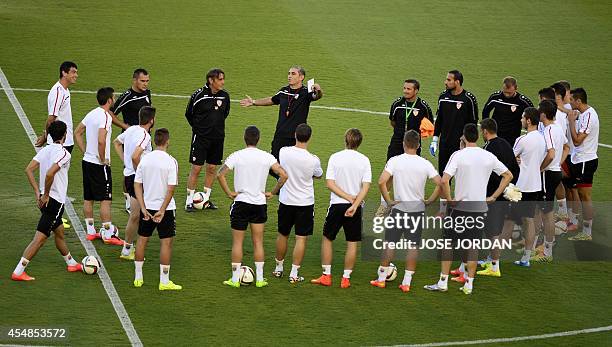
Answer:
[
  {"left": 383, "top": 209, "right": 424, "bottom": 244},
  {"left": 278, "top": 203, "right": 314, "bottom": 236},
  {"left": 387, "top": 141, "right": 420, "bottom": 160},
  {"left": 189, "top": 133, "right": 224, "bottom": 166},
  {"left": 509, "top": 191, "right": 541, "bottom": 220},
  {"left": 64, "top": 145, "right": 74, "bottom": 153},
  {"left": 230, "top": 201, "right": 267, "bottom": 231},
  {"left": 37, "top": 197, "right": 65, "bottom": 237},
  {"left": 539, "top": 170, "right": 562, "bottom": 213},
  {"left": 561, "top": 156, "right": 574, "bottom": 188},
  {"left": 82, "top": 160, "right": 112, "bottom": 201},
  {"left": 124, "top": 174, "right": 136, "bottom": 198},
  {"left": 485, "top": 201, "right": 510, "bottom": 238},
  {"left": 271, "top": 137, "right": 296, "bottom": 161},
  {"left": 570, "top": 158, "right": 598, "bottom": 188},
  {"left": 138, "top": 209, "right": 176, "bottom": 239},
  {"left": 438, "top": 144, "right": 459, "bottom": 176},
  {"left": 322, "top": 203, "right": 362, "bottom": 242},
  {"left": 442, "top": 209, "right": 486, "bottom": 242}
]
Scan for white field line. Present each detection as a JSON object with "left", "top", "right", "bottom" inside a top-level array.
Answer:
[
  {"left": 0, "top": 69, "right": 143, "bottom": 347},
  {"left": 391, "top": 324, "right": 612, "bottom": 347},
  {"left": 4, "top": 87, "right": 611, "bottom": 149}
]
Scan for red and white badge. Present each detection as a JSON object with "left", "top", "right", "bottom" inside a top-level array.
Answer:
[{"left": 456, "top": 102, "right": 463, "bottom": 109}]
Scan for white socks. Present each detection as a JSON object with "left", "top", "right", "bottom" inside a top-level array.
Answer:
[
  {"left": 255, "top": 262, "right": 264, "bottom": 282},
  {"left": 557, "top": 199, "right": 567, "bottom": 215},
  {"left": 568, "top": 209, "right": 578, "bottom": 225},
  {"left": 121, "top": 242, "right": 133, "bottom": 256},
  {"left": 85, "top": 218, "right": 96, "bottom": 235},
  {"left": 134, "top": 260, "right": 144, "bottom": 281},
  {"left": 63, "top": 252, "right": 77, "bottom": 266},
  {"left": 231, "top": 262, "right": 241, "bottom": 283},
  {"left": 458, "top": 262, "right": 466, "bottom": 273},
  {"left": 342, "top": 269, "right": 352, "bottom": 279},
  {"left": 402, "top": 270, "right": 414, "bottom": 286},
  {"left": 377, "top": 266, "right": 388, "bottom": 282},
  {"left": 289, "top": 264, "right": 300, "bottom": 278},
  {"left": 544, "top": 240, "right": 554, "bottom": 257},
  {"left": 583, "top": 219, "right": 592, "bottom": 236},
  {"left": 13, "top": 257, "right": 29, "bottom": 275},
  {"left": 203, "top": 187, "right": 212, "bottom": 201},
  {"left": 437, "top": 273, "right": 448, "bottom": 288},
  {"left": 186, "top": 189, "right": 195, "bottom": 205},
  {"left": 124, "top": 193, "right": 131, "bottom": 210},
  {"left": 491, "top": 260, "right": 500, "bottom": 272},
  {"left": 322, "top": 265, "right": 331, "bottom": 275},
  {"left": 521, "top": 249, "right": 532, "bottom": 262},
  {"left": 160, "top": 264, "right": 170, "bottom": 285},
  {"left": 101, "top": 222, "right": 115, "bottom": 239},
  {"left": 464, "top": 276, "right": 474, "bottom": 290},
  {"left": 274, "top": 258, "right": 284, "bottom": 273}
]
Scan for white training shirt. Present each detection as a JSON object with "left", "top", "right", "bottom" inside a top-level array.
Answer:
[
  {"left": 571, "top": 107, "right": 599, "bottom": 164},
  {"left": 542, "top": 123, "right": 567, "bottom": 172},
  {"left": 224, "top": 147, "right": 278, "bottom": 205},
  {"left": 444, "top": 147, "right": 508, "bottom": 212},
  {"left": 385, "top": 153, "right": 438, "bottom": 212},
  {"left": 278, "top": 146, "right": 323, "bottom": 206},
  {"left": 513, "top": 130, "right": 546, "bottom": 192},
  {"left": 81, "top": 107, "right": 112, "bottom": 165},
  {"left": 33, "top": 143, "right": 71, "bottom": 204},
  {"left": 325, "top": 149, "right": 372, "bottom": 205},
  {"left": 134, "top": 150, "right": 178, "bottom": 211},
  {"left": 115, "top": 126, "right": 152, "bottom": 176},
  {"left": 47, "top": 81, "right": 73, "bottom": 146}
]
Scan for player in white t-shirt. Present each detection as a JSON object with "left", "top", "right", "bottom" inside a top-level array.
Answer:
[
  {"left": 133, "top": 128, "right": 181, "bottom": 291},
  {"left": 12, "top": 121, "right": 83, "bottom": 281},
  {"left": 548, "top": 82, "right": 572, "bottom": 224},
  {"left": 567, "top": 88, "right": 599, "bottom": 241},
  {"left": 371, "top": 130, "right": 442, "bottom": 292},
  {"left": 424, "top": 124, "right": 511, "bottom": 295},
  {"left": 113, "top": 106, "right": 155, "bottom": 261},
  {"left": 311, "top": 129, "right": 371, "bottom": 289},
  {"left": 217, "top": 126, "right": 288, "bottom": 288},
  {"left": 35, "top": 62, "right": 78, "bottom": 152},
  {"left": 498, "top": 107, "right": 546, "bottom": 267},
  {"left": 74, "top": 88, "right": 121, "bottom": 245},
  {"left": 273, "top": 124, "right": 323, "bottom": 283},
  {"left": 531, "top": 100, "right": 568, "bottom": 263}
]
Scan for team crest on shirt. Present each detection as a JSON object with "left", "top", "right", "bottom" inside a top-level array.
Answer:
[
  {"left": 217, "top": 99, "right": 222, "bottom": 107},
  {"left": 456, "top": 102, "right": 463, "bottom": 109},
  {"left": 413, "top": 109, "right": 419, "bottom": 116},
  {"left": 511, "top": 105, "right": 517, "bottom": 112}
]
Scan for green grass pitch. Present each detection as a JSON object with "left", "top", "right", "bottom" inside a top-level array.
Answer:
[{"left": 1, "top": 0, "right": 612, "bottom": 345}]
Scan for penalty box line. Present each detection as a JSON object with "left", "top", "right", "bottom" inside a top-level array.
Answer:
[{"left": 0, "top": 68, "right": 143, "bottom": 347}]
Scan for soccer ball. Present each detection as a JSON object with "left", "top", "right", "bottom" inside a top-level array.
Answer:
[
  {"left": 239, "top": 266, "right": 255, "bottom": 285},
  {"left": 386, "top": 263, "right": 398, "bottom": 282},
  {"left": 81, "top": 256, "right": 100, "bottom": 275},
  {"left": 192, "top": 192, "right": 207, "bottom": 210}
]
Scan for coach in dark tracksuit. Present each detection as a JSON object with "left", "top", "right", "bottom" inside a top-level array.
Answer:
[
  {"left": 387, "top": 79, "right": 433, "bottom": 159},
  {"left": 482, "top": 76, "right": 533, "bottom": 146},
  {"left": 430, "top": 70, "right": 478, "bottom": 175}
]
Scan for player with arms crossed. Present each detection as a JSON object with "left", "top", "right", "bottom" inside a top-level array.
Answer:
[
  {"left": 12, "top": 121, "right": 82, "bottom": 281},
  {"left": 371, "top": 130, "right": 441, "bottom": 292},
  {"left": 184, "top": 68, "right": 230, "bottom": 211},
  {"left": 311, "top": 128, "right": 371, "bottom": 289},
  {"left": 74, "top": 87, "right": 121, "bottom": 245},
  {"left": 133, "top": 128, "right": 181, "bottom": 291},
  {"left": 239, "top": 66, "right": 323, "bottom": 178},
  {"left": 217, "top": 126, "right": 288, "bottom": 288},
  {"left": 113, "top": 106, "right": 156, "bottom": 260},
  {"left": 272, "top": 123, "right": 323, "bottom": 283}
]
